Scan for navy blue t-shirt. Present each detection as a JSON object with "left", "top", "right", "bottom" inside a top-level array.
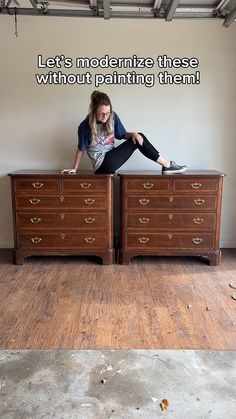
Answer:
[{"left": 78, "top": 112, "right": 126, "bottom": 151}]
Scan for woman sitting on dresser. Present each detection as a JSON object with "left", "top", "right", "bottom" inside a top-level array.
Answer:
[{"left": 61, "top": 90, "right": 187, "bottom": 175}]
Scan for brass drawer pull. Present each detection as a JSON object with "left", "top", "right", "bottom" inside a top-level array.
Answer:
[
  {"left": 168, "top": 214, "right": 173, "bottom": 221},
  {"left": 30, "top": 217, "right": 41, "bottom": 224},
  {"left": 85, "top": 217, "right": 95, "bottom": 224},
  {"left": 84, "top": 198, "right": 95, "bottom": 205},
  {"left": 191, "top": 182, "right": 202, "bottom": 189},
  {"left": 61, "top": 234, "right": 65, "bottom": 239},
  {"left": 194, "top": 199, "right": 205, "bottom": 206},
  {"left": 85, "top": 237, "right": 95, "bottom": 244},
  {"left": 29, "top": 198, "right": 40, "bottom": 205},
  {"left": 32, "top": 182, "right": 44, "bottom": 189},
  {"left": 168, "top": 234, "right": 173, "bottom": 240},
  {"left": 192, "top": 237, "right": 203, "bottom": 244},
  {"left": 60, "top": 213, "right": 65, "bottom": 219},
  {"left": 138, "top": 237, "right": 149, "bottom": 244},
  {"left": 169, "top": 196, "right": 174, "bottom": 202},
  {"left": 139, "top": 217, "right": 150, "bottom": 224},
  {"left": 80, "top": 183, "right": 91, "bottom": 189},
  {"left": 60, "top": 196, "right": 65, "bottom": 202},
  {"left": 139, "top": 199, "right": 150, "bottom": 206},
  {"left": 193, "top": 217, "right": 204, "bottom": 224},
  {"left": 31, "top": 237, "right": 42, "bottom": 244},
  {"left": 143, "top": 183, "right": 154, "bottom": 190}
]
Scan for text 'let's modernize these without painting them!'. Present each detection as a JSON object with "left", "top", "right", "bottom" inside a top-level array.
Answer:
[{"left": 35, "top": 54, "right": 201, "bottom": 87}]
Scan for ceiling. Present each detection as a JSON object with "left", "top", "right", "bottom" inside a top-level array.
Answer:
[{"left": 1, "top": 0, "right": 236, "bottom": 27}]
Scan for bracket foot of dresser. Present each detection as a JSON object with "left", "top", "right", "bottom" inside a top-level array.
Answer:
[
  {"left": 119, "top": 250, "right": 223, "bottom": 266},
  {"left": 100, "top": 249, "right": 115, "bottom": 265},
  {"left": 207, "top": 250, "right": 221, "bottom": 266},
  {"left": 12, "top": 249, "right": 115, "bottom": 265},
  {"left": 13, "top": 250, "right": 29, "bottom": 265}
]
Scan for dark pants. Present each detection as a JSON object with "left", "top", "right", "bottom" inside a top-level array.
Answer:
[{"left": 95, "top": 133, "right": 160, "bottom": 174}]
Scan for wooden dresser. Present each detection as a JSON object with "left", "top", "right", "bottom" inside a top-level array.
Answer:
[
  {"left": 9, "top": 170, "right": 114, "bottom": 265},
  {"left": 119, "top": 170, "right": 225, "bottom": 265}
]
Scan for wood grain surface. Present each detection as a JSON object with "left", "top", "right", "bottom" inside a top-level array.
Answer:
[{"left": 0, "top": 249, "right": 235, "bottom": 350}]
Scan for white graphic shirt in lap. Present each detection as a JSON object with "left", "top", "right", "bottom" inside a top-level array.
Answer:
[{"left": 87, "top": 123, "right": 115, "bottom": 171}]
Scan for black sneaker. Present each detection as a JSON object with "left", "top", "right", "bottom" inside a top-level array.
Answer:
[{"left": 162, "top": 161, "right": 187, "bottom": 175}]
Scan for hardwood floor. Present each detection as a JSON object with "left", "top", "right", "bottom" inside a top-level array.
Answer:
[{"left": 0, "top": 250, "right": 235, "bottom": 349}]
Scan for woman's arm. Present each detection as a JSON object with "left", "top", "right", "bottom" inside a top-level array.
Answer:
[{"left": 61, "top": 148, "right": 84, "bottom": 174}]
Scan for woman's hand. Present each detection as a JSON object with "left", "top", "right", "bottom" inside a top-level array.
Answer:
[
  {"left": 61, "top": 168, "right": 77, "bottom": 175},
  {"left": 131, "top": 132, "right": 143, "bottom": 146}
]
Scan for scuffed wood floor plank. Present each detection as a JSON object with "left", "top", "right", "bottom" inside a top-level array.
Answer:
[{"left": 0, "top": 250, "right": 235, "bottom": 349}]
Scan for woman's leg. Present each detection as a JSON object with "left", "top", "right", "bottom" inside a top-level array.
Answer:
[{"left": 96, "top": 133, "right": 160, "bottom": 174}]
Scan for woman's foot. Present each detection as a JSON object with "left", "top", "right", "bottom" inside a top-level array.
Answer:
[{"left": 162, "top": 161, "right": 187, "bottom": 175}]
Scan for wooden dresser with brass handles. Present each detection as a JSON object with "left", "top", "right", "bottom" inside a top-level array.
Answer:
[
  {"left": 118, "top": 170, "right": 225, "bottom": 265},
  {"left": 9, "top": 170, "right": 114, "bottom": 264}
]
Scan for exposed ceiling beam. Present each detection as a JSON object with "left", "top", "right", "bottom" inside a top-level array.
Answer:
[
  {"left": 165, "top": 0, "right": 179, "bottom": 21},
  {"left": 48, "top": 0, "right": 92, "bottom": 3},
  {"left": 176, "top": 7, "right": 214, "bottom": 14},
  {"left": 29, "top": 0, "right": 38, "bottom": 8},
  {"left": 6, "top": 0, "right": 20, "bottom": 5},
  {"left": 0, "top": 7, "right": 94, "bottom": 16},
  {"left": 89, "top": 0, "right": 98, "bottom": 16},
  {"left": 152, "top": 0, "right": 162, "bottom": 17},
  {"left": 40, "top": 0, "right": 94, "bottom": 7},
  {"left": 223, "top": 5, "right": 236, "bottom": 27},
  {"left": 216, "top": 0, "right": 231, "bottom": 11},
  {"left": 153, "top": 0, "right": 162, "bottom": 9},
  {"left": 103, "top": 0, "right": 110, "bottom": 20},
  {"left": 0, "top": 4, "right": 230, "bottom": 20}
]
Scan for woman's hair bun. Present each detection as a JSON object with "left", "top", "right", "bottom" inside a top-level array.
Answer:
[
  {"left": 89, "top": 90, "right": 112, "bottom": 109},
  {"left": 91, "top": 90, "right": 101, "bottom": 103}
]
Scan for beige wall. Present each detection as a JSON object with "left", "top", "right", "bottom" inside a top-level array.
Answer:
[{"left": 0, "top": 17, "right": 236, "bottom": 247}]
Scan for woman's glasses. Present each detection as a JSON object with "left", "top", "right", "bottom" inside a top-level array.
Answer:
[{"left": 96, "top": 112, "right": 111, "bottom": 117}]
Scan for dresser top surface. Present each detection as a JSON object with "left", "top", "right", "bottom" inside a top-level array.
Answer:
[
  {"left": 8, "top": 170, "right": 113, "bottom": 178},
  {"left": 8, "top": 170, "right": 225, "bottom": 178},
  {"left": 118, "top": 170, "right": 225, "bottom": 177}
]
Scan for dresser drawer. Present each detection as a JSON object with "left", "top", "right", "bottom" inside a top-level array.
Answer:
[
  {"left": 126, "top": 195, "right": 217, "bottom": 211},
  {"left": 14, "top": 179, "right": 60, "bottom": 194},
  {"left": 124, "top": 178, "right": 170, "bottom": 193},
  {"left": 126, "top": 233, "right": 214, "bottom": 249},
  {"left": 18, "top": 232, "right": 108, "bottom": 249},
  {"left": 62, "top": 178, "right": 107, "bottom": 193},
  {"left": 16, "top": 195, "right": 107, "bottom": 210},
  {"left": 126, "top": 212, "right": 216, "bottom": 230},
  {"left": 17, "top": 212, "right": 107, "bottom": 230},
  {"left": 173, "top": 179, "right": 218, "bottom": 193}
]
